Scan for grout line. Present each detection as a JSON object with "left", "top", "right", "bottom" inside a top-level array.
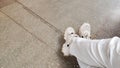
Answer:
[
  {"left": 0, "top": 10, "right": 48, "bottom": 46},
  {"left": 16, "top": 0, "right": 63, "bottom": 35}
]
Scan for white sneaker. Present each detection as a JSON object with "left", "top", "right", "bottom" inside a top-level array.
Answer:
[
  {"left": 79, "top": 23, "right": 91, "bottom": 39},
  {"left": 64, "top": 27, "right": 75, "bottom": 40}
]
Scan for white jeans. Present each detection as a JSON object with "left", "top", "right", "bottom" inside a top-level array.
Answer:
[{"left": 69, "top": 36, "right": 120, "bottom": 68}]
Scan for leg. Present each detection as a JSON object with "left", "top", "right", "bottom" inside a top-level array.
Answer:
[
  {"left": 79, "top": 23, "right": 91, "bottom": 39},
  {"left": 77, "top": 59, "right": 98, "bottom": 68}
]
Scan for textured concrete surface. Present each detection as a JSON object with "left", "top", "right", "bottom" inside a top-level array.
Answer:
[
  {"left": 0, "top": 0, "right": 15, "bottom": 8},
  {"left": 0, "top": 0, "right": 120, "bottom": 68}
]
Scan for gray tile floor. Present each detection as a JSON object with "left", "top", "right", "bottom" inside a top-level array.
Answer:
[{"left": 0, "top": 0, "right": 120, "bottom": 68}]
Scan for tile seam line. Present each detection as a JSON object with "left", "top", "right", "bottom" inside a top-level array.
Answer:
[
  {"left": 0, "top": 10, "right": 48, "bottom": 46},
  {"left": 16, "top": 0, "right": 63, "bottom": 34},
  {"left": 0, "top": 10, "right": 62, "bottom": 52}
]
